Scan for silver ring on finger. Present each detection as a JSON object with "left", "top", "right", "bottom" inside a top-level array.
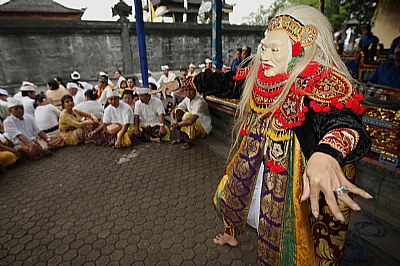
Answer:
[{"left": 334, "top": 185, "right": 349, "bottom": 196}]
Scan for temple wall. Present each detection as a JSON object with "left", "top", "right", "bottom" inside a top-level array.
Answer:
[{"left": 0, "top": 19, "right": 264, "bottom": 91}]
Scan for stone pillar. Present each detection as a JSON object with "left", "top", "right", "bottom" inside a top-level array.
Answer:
[
  {"left": 112, "top": 0, "right": 134, "bottom": 75},
  {"left": 121, "top": 21, "right": 134, "bottom": 75}
]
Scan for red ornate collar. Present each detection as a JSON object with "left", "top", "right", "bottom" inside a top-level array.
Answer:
[{"left": 244, "top": 62, "right": 363, "bottom": 133}]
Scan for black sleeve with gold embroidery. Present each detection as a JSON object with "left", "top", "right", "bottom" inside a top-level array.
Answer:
[
  {"left": 293, "top": 98, "right": 371, "bottom": 165},
  {"left": 193, "top": 71, "right": 244, "bottom": 99}
]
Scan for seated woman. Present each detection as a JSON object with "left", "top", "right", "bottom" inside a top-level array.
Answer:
[
  {"left": 34, "top": 94, "right": 64, "bottom": 146},
  {"left": 89, "top": 90, "right": 134, "bottom": 148},
  {"left": 97, "top": 77, "right": 113, "bottom": 106},
  {"left": 45, "top": 79, "right": 69, "bottom": 110},
  {"left": 59, "top": 95, "right": 98, "bottom": 145},
  {"left": 121, "top": 89, "right": 136, "bottom": 111},
  {"left": 148, "top": 82, "right": 162, "bottom": 99},
  {"left": 74, "top": 89, "right": 104, "bottom": 120},
  {"left": 127, "top": 77, "right": 138, "bottom": 93}
]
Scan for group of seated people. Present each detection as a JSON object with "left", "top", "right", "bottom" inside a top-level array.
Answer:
[
  {"left": 0, "top": 68, "right": 213, "bottom": 170},
  {"left": 333, "top": 24, "right": 400, "bottom": 89},
  {"left": 344, "top": 43, "right": 400, "bottom": 89}
]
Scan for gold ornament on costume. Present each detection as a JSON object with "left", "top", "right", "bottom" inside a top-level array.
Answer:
[{"left": 268, "top": 15, "right": 318, "bottom": 47}]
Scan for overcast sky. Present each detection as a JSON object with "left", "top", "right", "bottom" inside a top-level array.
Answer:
[{"left": 0, "top": 0, "right": 274, "bottom": 24}]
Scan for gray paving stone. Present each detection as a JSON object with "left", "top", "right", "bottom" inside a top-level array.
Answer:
[{"left": 1, "top": 141, "right": 387, "bottom": 265}]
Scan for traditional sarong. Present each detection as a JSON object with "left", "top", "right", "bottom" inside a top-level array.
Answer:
[
  {"left": 61, "top": 126, "right": 92, "bottom": 146},
  {"left": 16, "top": 137, "right": 54, "bottom": 159},
  {"left": 46, "top": 135, "right": 65, "bottom": 149},
  {"left": 139, "top": 125, "right": 170, "bottom": 142},
  {"left": 92, "top": 124, "right": 131, "bottom": 147},
  {"left": 214, "top": 117, "right": 355, "bottom": 266},
  {"left": 173, "top": 108, "right": 207, "bottom": 140}
]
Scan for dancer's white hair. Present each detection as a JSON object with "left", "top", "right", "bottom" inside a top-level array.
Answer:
[{"left": 229, "top": 5, "right": 350, "bottom": 158}]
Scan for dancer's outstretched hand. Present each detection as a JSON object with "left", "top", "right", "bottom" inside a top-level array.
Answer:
[{"left": 301, "top": 152, "right": 372, "bottom": 222}]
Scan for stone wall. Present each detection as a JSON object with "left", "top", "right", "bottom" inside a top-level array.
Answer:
[{"left": 0, "top": 18, "right": 264, "bottom": 91}]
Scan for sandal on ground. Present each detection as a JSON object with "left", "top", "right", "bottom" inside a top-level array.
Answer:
[
  {"left": 171, "top": 139, "right": 183, "bottom": 145},
  {"left": 181, "top": 142, "right": 194, "bottom": 150}
]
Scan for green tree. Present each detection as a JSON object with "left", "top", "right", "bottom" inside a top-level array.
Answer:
[
  {"left": 242, "top": 5, "right": 271, "bottom": 26},
  {"left": 242, "top": 0, "right": 377, "bottom": 34}
]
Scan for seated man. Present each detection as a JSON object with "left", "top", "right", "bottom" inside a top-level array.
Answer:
[
  {"left": 133, "top": 87, "right": 169, "bottom": 143},
  {"left": 89, "top": 90, "right": 133, "bottom": 148},
  {"left": 170, "top": 86, "right": 212, "bottom": 150},
  {"left": 4, "top": 98, "right": 62, "bottom": 159},
  {"left": 20, "top": 81, "right": 37, "bottom": 117},
  {"left": 368, "top": 44, "right": 400, "bottom": 88},
  {"left": 66, "top": 82, "right": 85, "bottom": 106}
]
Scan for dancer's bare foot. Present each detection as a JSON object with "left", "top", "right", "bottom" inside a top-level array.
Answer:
[
  {"left": 149, "top": 137, "right": 161, "bottom": 144},
  {"left": 213, "top": 233, "right": 238, "bottom": 247}
]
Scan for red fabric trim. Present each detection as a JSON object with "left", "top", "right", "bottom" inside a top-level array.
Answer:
[{"left": 319, "top": 128, "right": 360, "bottom": 158}]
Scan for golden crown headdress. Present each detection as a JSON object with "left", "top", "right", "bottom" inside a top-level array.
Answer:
[{"left": 268, "top": 15, "right": 318, "bottom": 47}]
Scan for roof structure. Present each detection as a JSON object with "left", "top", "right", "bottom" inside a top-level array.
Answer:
[
  {"left": 153, "top": 0, "right": 232, "bottom": 9},
  {"left": 0, "top": 0, "right": 85, "bottom": 20}
]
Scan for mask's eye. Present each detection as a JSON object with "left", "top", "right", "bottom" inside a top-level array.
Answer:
[
  {"left": 271, "top": 47, "right": 279, "bottom": 52},
  {"left": 261, "top": 45, "right": 267, "bottom": 52}
]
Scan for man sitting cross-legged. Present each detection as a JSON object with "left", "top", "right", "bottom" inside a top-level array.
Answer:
[
  {"left": 89, "top": 90, "right": 133, "bottom": 148},
  {"left": 4, "top": 98, "right": 63, "bottom": 159},
  {"left": 170, "top": 86, "right": 212, "bottom": 150},
  {"left": 133, "top": 87, "right": 170, "bottom": 143}
]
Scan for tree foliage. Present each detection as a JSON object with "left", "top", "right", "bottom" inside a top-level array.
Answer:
[
  {"left": 242, "top": 5, "right": 270, "bottom": 26},
  {"left": 242, "top": 0, "right": 377, "bottom": 34}
]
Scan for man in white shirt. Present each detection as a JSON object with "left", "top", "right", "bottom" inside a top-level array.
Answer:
[
  {"left": 205, "top": 58, "right": 213, "bottom": 70},
  {"left": 89, "top": 90, "right": 133, "bottom": 148},
  {"left": 19, "top": 81, "right": 36, "bottom": 117},
  {"left": 134, "top": 87, "right": 170, "bottom": 143},
  {"left": 70, "top": 71, "right": 93, "bottom": 91},
  {"left": 157, "top": 65, "right": 176, "bottom": 86},
  {"left": 170, "top": 86, "right": 212, "bottom": 150},
  {"left": 187, "top": 63, "right": 197, "bottom": 77},
  {"left": 114, "top": 70, "right": 126, "bottom": 90},
  {"left": 67, "top": 82, "right": 85, "bottom": 106},
  {"left": 4, "top": 98, "right": 60, "bottom": 158}
]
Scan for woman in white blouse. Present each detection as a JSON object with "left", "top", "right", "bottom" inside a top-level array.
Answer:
[
  {"left": 34, "top": 94, "right": 62, "bottom": 137},
  {"left": 74, "top": 89, "right": 104, "bottom": 120},
  {"left": 34, "top": 94, "right": 64, "bottom": 147}
]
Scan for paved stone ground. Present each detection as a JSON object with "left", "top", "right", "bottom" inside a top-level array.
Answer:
[
  {"left": 0, "top": 142, "right": 258, "bottom": 265},
  {"left": 0, "top": 139, "right": 394, "bottom": 265}
]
